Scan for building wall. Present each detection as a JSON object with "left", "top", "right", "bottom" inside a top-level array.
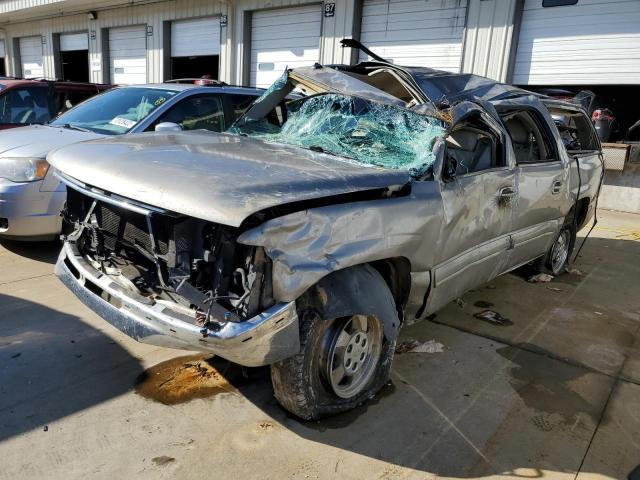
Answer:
[
  {"left": 462, "top": 0, "right": 521, "bottom": 83},
  {"left": 1, "top": 0, "right": 232, "bottom": 83},
  {"left": 4, "top": 0, "right": 638, "bottom": 88},
  {"left": 513, "top": 0, "right": 640, "bottom": 85},
  {"left": 230, "top": 0, "right": 357, "bottom": 85},
  {"left": 0, "top": 0, "right": 518, "bottom": 86}
]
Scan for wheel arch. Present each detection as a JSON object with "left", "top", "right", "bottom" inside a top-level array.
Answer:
[{"left": 297, "top": 263, "right": 402, "bottom": 342}]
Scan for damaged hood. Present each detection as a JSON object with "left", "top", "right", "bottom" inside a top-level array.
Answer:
[
  {"left": 0, "top": 124, "right": 103, "bottom": 158},
  {"left": 48, "top": 131, "right": 411, "bottom": 227}
]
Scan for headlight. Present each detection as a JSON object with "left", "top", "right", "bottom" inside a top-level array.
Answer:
[{"left": 0, "top": 157, "right": 49, "bottom": 182}]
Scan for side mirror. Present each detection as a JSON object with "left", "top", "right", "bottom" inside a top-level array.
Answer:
[
  {"left": 443, "top": 156, "right": 458, "bottom": 182},
  {"left": 155, "top": 122, "right": 182, "bottom": 132}
]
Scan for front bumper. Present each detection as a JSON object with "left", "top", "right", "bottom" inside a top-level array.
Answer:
[
  {"left": 0, "top": 179, "right": 64, "bottom": 240},
  {"left": 55, "top": 241, "right": 300, "bottom": 367}
]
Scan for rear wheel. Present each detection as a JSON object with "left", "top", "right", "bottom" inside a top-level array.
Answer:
[
  {"left": 270, "top": 305, "right": 396, "bottom": 420},
  {"left": 536, "top": 222, "right": 576, "bottom": 275}
]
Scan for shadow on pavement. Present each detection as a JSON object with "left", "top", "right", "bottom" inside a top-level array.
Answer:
[
  {"left": 0, "top": 293, "right": 143, "bottom": 442},
  {"left": 0, "top": 239, "right": 60, "bottom": 264},
  {"left": 213, "top": 235, "right": 638, "bottom": 479}
]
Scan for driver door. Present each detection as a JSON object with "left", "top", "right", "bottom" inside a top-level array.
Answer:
[{"left": 426, "top": 108, "right": 516, "bottom": 313}]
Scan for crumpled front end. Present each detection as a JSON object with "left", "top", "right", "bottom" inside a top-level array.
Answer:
[{"left": 54, "top": 174, "right": 300, "bottom": 367}]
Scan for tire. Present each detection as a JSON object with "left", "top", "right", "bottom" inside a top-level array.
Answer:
[
  {"left": 270, "top": 302, "right": 397, "bottom": 420},
  {"left": 535, "top": 221, "right": 576, "bottom": 275}
]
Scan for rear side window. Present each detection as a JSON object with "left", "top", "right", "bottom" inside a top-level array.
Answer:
[
  {"left": 54, "top": 89, "right": 98, "bottom": 116},
  {"left": 548, "top": 107, "right": 600, "bottom": 153},
  {"left": 502, "top": 110, "right": 557, "bottom": 164},
  {"left": 0, "top": 87, "right": 52, "bottom": 124},
  {"left": 152, "top": 94, "right": 225, "bottom": 132}
]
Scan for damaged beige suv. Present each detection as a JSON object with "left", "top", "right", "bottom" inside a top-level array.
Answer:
[{"left": 50, "top": 43, "right": 603, "bottom": 419}]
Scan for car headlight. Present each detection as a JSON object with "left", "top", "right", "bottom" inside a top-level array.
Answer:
[{"left": 0, "top": 157, "right": 49, "bottom": 182}]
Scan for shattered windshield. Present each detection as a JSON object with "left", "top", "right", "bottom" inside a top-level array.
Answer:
[{"left": 231, "top": 93, "right": 447, "bottom": 177}]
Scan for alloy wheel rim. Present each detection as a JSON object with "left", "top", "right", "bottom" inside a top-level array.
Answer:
[
  {"left": 324, "top": 315, "right": 383, "bottom": 399},
  {"left": 551, "top": 230, "right": 570, "bottom": 274}
]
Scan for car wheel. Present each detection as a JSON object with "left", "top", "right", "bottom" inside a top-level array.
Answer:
[
  {"left": 270, "top": 305, "right": 396, "bottom": 420},
  {"left": 537, "top": 222, "right": 576, "bottom": 275}
]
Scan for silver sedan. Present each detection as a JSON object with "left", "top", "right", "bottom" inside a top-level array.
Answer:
[{"left": 0, "top": 83, "right": 263, "bottom": 240}]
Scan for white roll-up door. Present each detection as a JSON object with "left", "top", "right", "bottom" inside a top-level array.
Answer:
[
  {"left": 19, "top": 36, "right": 44, "bottom": 78},
  {"left": 0, "top": 40, "right": 5, "bottom": 58},
  {"left": 359, "top": 0, "right": 467, "bottom": 72},
  {"left": 109, "top": 25, "right": 147, "bottom": 84},
  {"left": 513, "top": 0, "right": 640, "bottom": 85},
  {"left": 60, "top": 32, "right": 88, "bottom": 52},
  {"left": 171, "top": 17, "right": 220, "bottom": 57},
  {"left": 250, "top": 4, "right": 322, "bottom": 88}
]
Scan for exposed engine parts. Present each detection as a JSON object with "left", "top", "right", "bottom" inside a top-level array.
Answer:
[{"left": 61, "top": 188, "right": 275, "bottom": 327}]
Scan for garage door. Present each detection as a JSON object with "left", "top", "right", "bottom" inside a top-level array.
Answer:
[
  {"left": 109, "top": 25, "right": 147, "bottom": 84},
  {"left": 60, "top": 32, "right": 88, "bottom": 52},
  {"left": 359, "top": 0, "right": 467, "bottom": 72},
  {"left": 19, "top": 36, "right": 44, "bottom": 78},
  {"left": 171, "top": 17, "right": 220, "bottom": 57},
  {"left": 513, "top": 0, "right": 640, "bottom": 85},
  {"left": 250, "top": 4, "right": 322, "bottom": 88}
]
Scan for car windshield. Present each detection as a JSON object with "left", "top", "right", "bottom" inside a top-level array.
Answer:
[
  {"left": 50, "top": 87, "right": 178, "bottom": 134},
  {"left": 231, "top": 93, "right": 447, "bottom": 177}
]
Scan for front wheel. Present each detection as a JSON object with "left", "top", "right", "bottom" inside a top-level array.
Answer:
[{"left": 270, "top": 308, "right": 396, "bottom": 420}]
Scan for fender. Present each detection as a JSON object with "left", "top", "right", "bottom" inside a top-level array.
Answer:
[{"left": 301, "top": 264, "right": 400, "bottom": 342}]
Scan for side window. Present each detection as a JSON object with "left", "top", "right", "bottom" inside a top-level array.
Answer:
[
  {"left": 549, "top": 108, "right": 600, "bottom": 153},
  {"left": 445, "top": 120, "right": 503, "bottom": 175},
  {"left": 502, "top": 111, "right": 556, "bottom": 164},
  {"left": 0, "top": 87, "right": 51, "bottom": 124},
  {"left": 54, "top": 88, "right": 97, "bottom": 116},
  {"left": 229, "top": 94, "right": 258, "bottom": 122},
  {"left": 152, "top": 94, "right": 225, "bottom": 132}
]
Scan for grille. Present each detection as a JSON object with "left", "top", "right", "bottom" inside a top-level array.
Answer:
[{"left": 95, "top": 202, "right": 170, "bottom": 255}]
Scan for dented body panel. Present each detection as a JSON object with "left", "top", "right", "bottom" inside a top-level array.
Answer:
[
  {"left": 48, "top": 131, "right": 410, "bottom": 227},
  {"left": 51, "top": 60, "right": 604, "bottom": 364}
]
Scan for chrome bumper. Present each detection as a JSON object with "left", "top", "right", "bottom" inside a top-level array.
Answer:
[{"left": 55, "top": 242, "right": 300, "bottom": 367}]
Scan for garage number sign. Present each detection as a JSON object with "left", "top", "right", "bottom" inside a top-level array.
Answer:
[{"left": 324, "top": 3, "right": 335, "bottom": 17}]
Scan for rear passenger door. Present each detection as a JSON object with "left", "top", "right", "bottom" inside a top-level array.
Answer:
[{"left": 497, "top": 100, "right": 571, "bottom": 270}]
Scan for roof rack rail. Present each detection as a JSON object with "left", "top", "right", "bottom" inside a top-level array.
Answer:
[{"left": 165, "top": 78, "right": 227, "bottom": 86}]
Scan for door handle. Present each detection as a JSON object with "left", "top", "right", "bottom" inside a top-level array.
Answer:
[
  {"left": 552, "top": 180, "right": 563, "bottom": 194},
  {"left": 498, "top": 186, "right": 515, "bottom": 198}
]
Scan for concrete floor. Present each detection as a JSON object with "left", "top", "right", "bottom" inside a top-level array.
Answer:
[{"left": 0, "top": 209, "right": 638, "bottom": 480}]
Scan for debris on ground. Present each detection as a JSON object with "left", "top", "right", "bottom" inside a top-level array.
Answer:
[
  {"left": 259, "top": 422, "right": 274, "bottom": 431},
  {"left": 486, "top": 285, "right": 497, "bottom": 290},
  {"left": 152, "top": 456, "right": 175, "bottom": 467},
  {"left": 10, "top": 353, "right": 21, "bottom": 359},
  {"left": 474, "top": 300, "right": 494, "bottom": 308},
  {"left": 473, "top": 310, "right": 513, "bottom": 326},
  {"left": 528, "top": 273, "right": 554, "bottom": 283},
  {"left": 455, "top": 297, "right": 466, "bottom": 308},
  {"left": 566, "top": 267, "right": 583, "bottom": 276},
  {"left": 546, "top": 286, "right": 563, "bottom": 292},
  {"left": 396, "top": 339, "right": 445, "bottom": 354}
]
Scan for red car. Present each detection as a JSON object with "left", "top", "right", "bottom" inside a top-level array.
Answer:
[{"left": 0, "top": 78, "right": 111, "bottom": 130}]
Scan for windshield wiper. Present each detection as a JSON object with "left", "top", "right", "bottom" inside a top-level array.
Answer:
[{"left": 61, "top": 123, "right": 92, "bottom": 133}]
